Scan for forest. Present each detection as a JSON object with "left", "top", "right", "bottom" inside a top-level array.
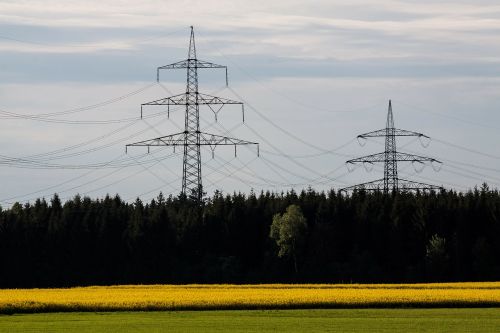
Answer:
[{"left": 0, "top": 185, "right": 499, "bottom": 288}]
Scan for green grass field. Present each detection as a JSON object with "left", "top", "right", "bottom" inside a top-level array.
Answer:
[{"left": 0, "top": 308, "right": 499, "bottom": 333}]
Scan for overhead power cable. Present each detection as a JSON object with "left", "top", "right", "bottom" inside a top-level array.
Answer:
[
  {"left": 433, "top": 138, "right": 500, "bottom": 160},
  {"left": 228, "top": 87, "right": 345, "bottom": 155},
  {"left": 59, "top": 151, "right": 181, "bottom": 202},
  {"left": 373, "top": 137, "right": 500, "bottom": 184},
  {"left": 0, "top": 28, "right": 185, "bottom": 49},
  {"left": 195, "top": 29, "right": 386, "bottom": 114},
  {"left": 1, "top": 148, "right": 167, "bottom": 205},
  {"left": 199, "top": 112, "right": 350, "bottom": 187},
  {"left": 396, "top": 100, "right": 500, "bottom": 132},
  {"left": 0, "top": 110, "right": 182, "bottom": 166},
  {"left": 0, "top": 83, "right": 157, "bottom": 120},
  {"left": 0, "top": 152, "right": 128, "bottom": 203},
  {"left": 201, "top": 151, "right": 282, "bottom": 188}
]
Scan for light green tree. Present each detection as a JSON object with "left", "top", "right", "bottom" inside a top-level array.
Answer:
[{"left": 270, "top": 204, "right": 308, "bottom": 273}]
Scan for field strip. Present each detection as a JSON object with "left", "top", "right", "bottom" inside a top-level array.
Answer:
[{"left": 1, "top": 283, "right": 500, "bottom": 313}]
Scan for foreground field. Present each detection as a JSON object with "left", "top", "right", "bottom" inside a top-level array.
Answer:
[
  {"left": 1, "top": 309, "right": 499, "bottom": 333},
  {"left": 1, "top": 283, "right": 500, "bottom": 313}
]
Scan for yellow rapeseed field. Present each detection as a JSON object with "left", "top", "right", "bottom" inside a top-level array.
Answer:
[{"left": 1, "top": 282, "right": 500, "bottom": 313}]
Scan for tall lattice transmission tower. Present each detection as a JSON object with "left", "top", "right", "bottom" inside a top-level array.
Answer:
[
  {"left": 126, "top": 27, "right": 259, "bottom": 200},
  {"left": 341, "top": 100, "right": 443, "bottom": 193}
]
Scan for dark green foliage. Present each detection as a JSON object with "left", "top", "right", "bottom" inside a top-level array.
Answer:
[{"left": 0, "top": 187, "right": 499, "bottom": 287}]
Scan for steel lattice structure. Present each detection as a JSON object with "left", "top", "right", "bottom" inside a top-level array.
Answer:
[
  {"left": 341, "top": 100, "right": 443, "bottom": 193},
  {"left": 127, "top": 27, "right": 259, "bottom": 200}
]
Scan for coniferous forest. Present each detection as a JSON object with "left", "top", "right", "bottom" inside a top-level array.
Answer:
[{"left": 0, "top": 185, "right": 499, "bottom": 288}]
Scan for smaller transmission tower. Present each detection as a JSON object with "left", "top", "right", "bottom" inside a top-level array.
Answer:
[
  {"left": 126, "top": 26, "right": 259, "bottom": 200},
  {"left": 341, "top": 100, "right": 443, "bottom": 193}
]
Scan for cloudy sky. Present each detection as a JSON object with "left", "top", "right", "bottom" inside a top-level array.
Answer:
[{"left": 1, "top": 0, "right": 500, "bottom": 206}]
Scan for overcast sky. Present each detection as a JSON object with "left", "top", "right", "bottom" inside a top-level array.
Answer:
[{"left": 1, "top": 0, "right": 500, "bottom": 206}]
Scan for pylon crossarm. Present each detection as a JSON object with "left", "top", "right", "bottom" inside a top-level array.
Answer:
[
  {"left": 198, "top": 93, "right": 241, "bottom": 105},
  {"left": 194, "top": 60, "right": 227, "bottom": 69},
  {"left": 126, "top": 132, "right": 258, "bottom": 148},
  {"left": 199, "top": 132, "right": 258, "bottom": 146},
  {"left": 158, "top": 59, "right": 226, "bottom": 70},
  {"left": 194, "top": 61, "right": 228, "bottom": 86},
  {"left": 346, "top": 153, "right": 385, "bottom": 164},
  {"left": 394, "top": 152, "right": 440, "bottom": 163},
  {"left": 142, "top": 93, "right": 240, "bottom": 107},
  {"left": 394, "top": 129, "right": 429, "bottom": 138},
  {"left": 142, "top": 93, "right": 187, "bottom": 107},
  {"left": 340, "top": 178, "right": 443, "bottom": 193},
  {"left": 126, "top": 132, "right": 186, "bottom": 147},
  {"left": 340, "top": 179, "right": 386, "bottom": 192},
  {"left": 358, "top": 128, "right": 429, "bottom": 138},
  {"left": 157, "top": 60, "right": 191, "bottom": 70},
  {"left": 398, "top": 178, "right": 444, "bottom": 191},
  {"left": 347, "top": 152, "right": 441, "bottom": 164},
  {"left": 158, "top": 60, "right": 228, "bottom": 84}
]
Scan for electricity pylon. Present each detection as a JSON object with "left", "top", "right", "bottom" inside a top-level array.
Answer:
[
  {"left": 126, "top": 26, "right": 259, "bottom": 200},
  {"left": 341, "top": 100, "right": 443, "bottom": 193}
]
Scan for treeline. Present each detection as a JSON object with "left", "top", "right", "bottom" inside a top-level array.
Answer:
[{"left": 0, "top": 185, "right": 499, "bottom": 288}]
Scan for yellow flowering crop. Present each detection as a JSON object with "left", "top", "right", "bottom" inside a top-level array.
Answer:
[{"left": 1, "top": 282, "right": 499, "bottom": 313}]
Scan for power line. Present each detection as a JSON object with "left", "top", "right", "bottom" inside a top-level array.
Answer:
[
  {"left": 228, "top": 87, "right": 343, "bottom": 154},
  {"left": 433, "top": 138, "right": 500, "bottom": 160},
  {"left": 376, "top": 137, "right": 500, "bottom": 183},
  {"left": 0, "top": 28, "right": 185, "bottom": 49},
  {"left": 202, "top": 152, "right": 285, "bottom": 188},
  {"left": 1, "top": 148, "right": 179, "bottom": 205},
  {"left": 0, "top": 83, "right": 158, "bottom": 120},
  {"left": 125, "top": 150, "right": 239, "bottom": 202},
  {"left": 0, "top": 112, "right": 181, "bottom": 167},
  {"left": 396, "top": 99, "right": 500, "bottom": 132},
  {"left": 195, "top": 29, "right": 386, "bottom": 115},
  {"left": 199, "top": 112, "right": 351, "bottom": 188},
  {"left": 60, "top": 152, "right": 179, "bottom": 201},
  {"left": 398, "top": 168, "right": 468, "bottom": 192},
  {"left": 0, "top": 152, "right": 127, "bottom": 203}
]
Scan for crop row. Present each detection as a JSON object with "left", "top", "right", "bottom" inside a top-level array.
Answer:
[{"left": 1, "top": 282, "right": 499, "bottom": 313}]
